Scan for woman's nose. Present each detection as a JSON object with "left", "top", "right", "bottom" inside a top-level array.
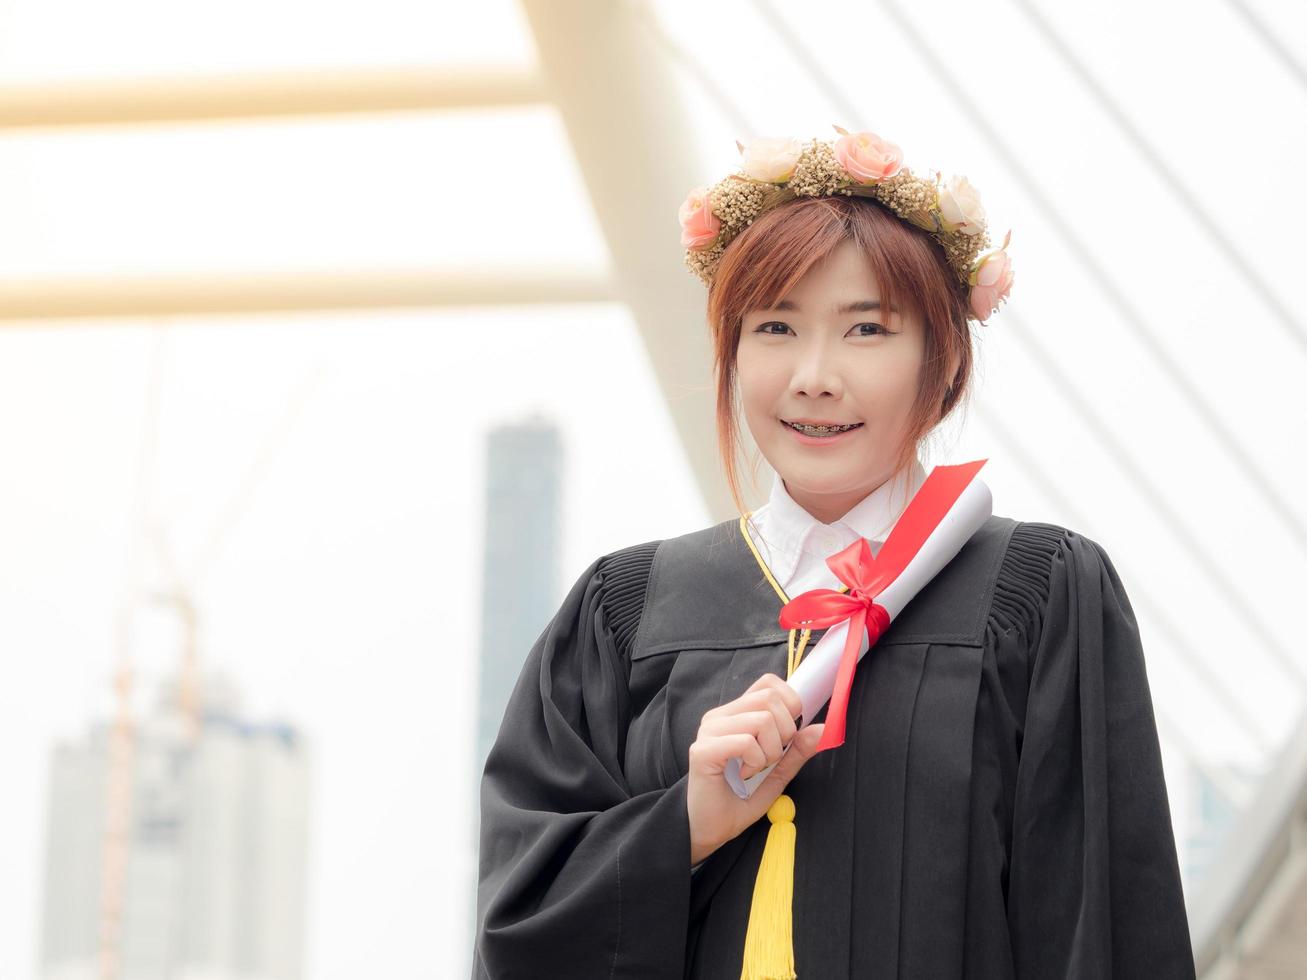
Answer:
[{"left": 790, "top": 345, "right": 843, "bottom": 398}]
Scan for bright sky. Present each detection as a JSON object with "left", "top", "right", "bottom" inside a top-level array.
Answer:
[{"left": 1, "top": 0, "right": 1304, "bottom": 977}]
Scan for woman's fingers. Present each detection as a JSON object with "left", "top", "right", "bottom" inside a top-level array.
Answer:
[
  {"left": 705, "top": 679, "right": 802, "bottom": 734},
  {"left": 698, "top": 709, "right": 784, "bottom": 760},
  {"left": 690, "top": 732, "right": 768, "bottom": 777},
  {"left": 692, "top": 675, "right": 806, "bottom": 780},
  {"left": 744, "top": 673, "right": 804, "bottom": 721},
  {"left": 754, "top": 688, "right": 799, "bottom": 744}
]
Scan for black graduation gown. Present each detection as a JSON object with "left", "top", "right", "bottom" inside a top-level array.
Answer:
[{"left": 472, "top": 515, "right": 1197, "bottom": 979}]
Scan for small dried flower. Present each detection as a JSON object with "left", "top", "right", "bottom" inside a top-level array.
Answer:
[{"left": 789, "top": 140, "right": 848, "bottom": 198}]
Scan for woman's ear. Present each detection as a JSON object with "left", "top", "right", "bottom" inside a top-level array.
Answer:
[{"left": 945, "top": 349, "right": 962, "bottom": 397}]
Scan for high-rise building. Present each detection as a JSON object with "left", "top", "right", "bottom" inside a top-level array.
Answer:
[
  {"left": 468, "top": 415, "right": 564, "bottom": 975},
  {"left": 1182, "top": 757, "right": 1257, "bottom": 893},
  {"left": 474, "top": 416, "right": 564, "bottom": 783},
  {"left": 37, "top": 673, "right": 310, "bottom": 980}
]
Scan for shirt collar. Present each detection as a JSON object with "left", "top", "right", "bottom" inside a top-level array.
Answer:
[{"left": 754, "top": 457, "right": 928, "bottom": 586}]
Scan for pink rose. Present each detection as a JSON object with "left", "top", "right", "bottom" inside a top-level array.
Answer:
[
  {"left": 678, "top": 186, "right": 721, "bottom": 249},
  {"left": 832, "top": 127, "right": 903, "bottom": 184},
  {"left": 968, "top": 231, "right": 1014, "bottom": 322}
]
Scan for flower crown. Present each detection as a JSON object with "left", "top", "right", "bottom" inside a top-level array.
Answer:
[{"left": 678, "top": 124, "right": 1014, "bottom": 323}]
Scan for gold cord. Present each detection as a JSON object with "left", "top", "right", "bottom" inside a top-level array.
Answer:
[
  {"left": 738, "top": 511, "right": 849, "bottom": 677},
  {"left": 736, "top": 510, "right": 855, "bottom": 980}
]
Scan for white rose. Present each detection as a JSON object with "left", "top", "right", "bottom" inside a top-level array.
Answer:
[
  {"left": 937, "top": 175, "right": 987, "bottom": 236},
  {"left": 738, "top": 137, "right": 804, "bottom": 183}
]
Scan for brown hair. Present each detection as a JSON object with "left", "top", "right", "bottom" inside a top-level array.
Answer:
[{"left": 706, "top": 194, "right": 976, "bottom": 515}]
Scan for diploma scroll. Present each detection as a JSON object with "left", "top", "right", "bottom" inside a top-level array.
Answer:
[{"left": 724, "top": 471, "right": 992, "bottom": 799}]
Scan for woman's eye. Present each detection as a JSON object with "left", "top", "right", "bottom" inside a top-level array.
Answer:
[
  {"left": 754, "top": 321, "right": 791, "bottom": 336},
  {"left": 853, "top": 322, "right": 887, "bottom": 337}
]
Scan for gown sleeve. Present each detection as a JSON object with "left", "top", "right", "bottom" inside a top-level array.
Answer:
[
  {"left": 472, "top": 543, "right": 692, "bottom": 980},
  {"left": 1006, "top": 527, "right": 1196, "bottom": 978}
]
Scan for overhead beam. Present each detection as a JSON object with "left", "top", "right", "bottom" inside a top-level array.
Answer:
[
  {"left": 519, "top": 0, "right": 741, "bottom": 522},
  {"left": 0, "top": 269, "right": 615, "bottom": 320},
  {"left": 0, "top": 66, "right": 546, "bottom": 128}
]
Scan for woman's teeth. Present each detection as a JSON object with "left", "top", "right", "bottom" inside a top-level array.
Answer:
[{"left": 784, "top": 420, "right": 863, "bottom": 436}]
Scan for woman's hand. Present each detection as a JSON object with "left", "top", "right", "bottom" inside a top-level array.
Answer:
[{"left": 685, "top": 672, "right": 826, "bottom": 865}]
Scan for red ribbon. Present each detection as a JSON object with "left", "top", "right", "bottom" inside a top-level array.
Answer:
[{"left": 777, "top": 459, "right": 988, "bottom": 752}]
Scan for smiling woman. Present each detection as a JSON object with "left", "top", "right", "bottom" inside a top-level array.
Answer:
[{"left": 473, "top": 137, "right": 1194, "bottom": 980}]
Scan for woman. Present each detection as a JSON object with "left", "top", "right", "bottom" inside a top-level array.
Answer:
[{"left": 472, "top": 130, "right": 1196, "bottom": 979}]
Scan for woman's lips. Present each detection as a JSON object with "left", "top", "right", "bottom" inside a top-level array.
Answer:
[{"left": 780, "top": 418, "right": 864, "bottom": 445}]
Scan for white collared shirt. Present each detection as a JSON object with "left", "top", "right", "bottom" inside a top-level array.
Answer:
[{"left": 744, "top": 458, "right": 929, "bottom": 598}]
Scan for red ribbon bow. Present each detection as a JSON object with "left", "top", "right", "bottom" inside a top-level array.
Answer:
[
  {"left": 776, "top": 459, "right": 988, "bottom": 752},
  {"left": 778, "top": 539, "right": 893, "bottom": 751}
]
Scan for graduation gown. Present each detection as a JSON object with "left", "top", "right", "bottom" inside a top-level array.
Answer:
[{"left": 472, "top": 515, "right": 1197, "bottom": 979}]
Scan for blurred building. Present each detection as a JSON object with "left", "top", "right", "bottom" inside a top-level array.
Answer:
[
  {"left": 37, "top": 673, "right": 310, "bottom": 980},
  {"left": 1183, "top": 760, "right": 1255, "bottom": 892},
  {"left": 468, "top": 415, "right": 564, "bottom": 973},
  {"left": 473, "top": 416, "right": 564, "bottom": 784}
]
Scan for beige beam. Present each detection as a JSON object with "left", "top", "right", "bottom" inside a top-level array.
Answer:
[
  {"left": 0, "top": 269, "right": 615, "bottom": 320},
  {"left": 520, "top": 0, "right": 741, "bottom": 522},
  {"left": 0, "top": 66, "right": 547, "bottom": 129}
]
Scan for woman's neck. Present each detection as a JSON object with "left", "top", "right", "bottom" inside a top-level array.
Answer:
[{"left": 784, "top": 473, "right": 897, "bottom": 525}]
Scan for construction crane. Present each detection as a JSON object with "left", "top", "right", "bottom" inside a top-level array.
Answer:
[{"left": 94, "top": 329, "right": 321, "bottom": 980}]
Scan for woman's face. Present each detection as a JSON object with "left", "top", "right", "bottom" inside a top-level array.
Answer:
[{"left": 736, "top": 238, "right": 928, "bottom": 525}]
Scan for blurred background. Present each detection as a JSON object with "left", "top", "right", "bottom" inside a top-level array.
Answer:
[{"left": 1, "top": 0, "right": 1304, "bottom": 977}]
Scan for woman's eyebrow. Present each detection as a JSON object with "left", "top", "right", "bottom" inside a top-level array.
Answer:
[{"left": 770, "top": 298, "right": 898, "bottom": 314}]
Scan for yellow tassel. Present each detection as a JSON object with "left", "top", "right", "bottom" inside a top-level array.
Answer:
[{"left": 739, "top": 793, "right": 797, "bottom": 980}]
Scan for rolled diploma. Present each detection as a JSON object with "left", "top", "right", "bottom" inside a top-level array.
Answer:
[{"left": 724, "top": 476, "right": 992, "bottom": 799}]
